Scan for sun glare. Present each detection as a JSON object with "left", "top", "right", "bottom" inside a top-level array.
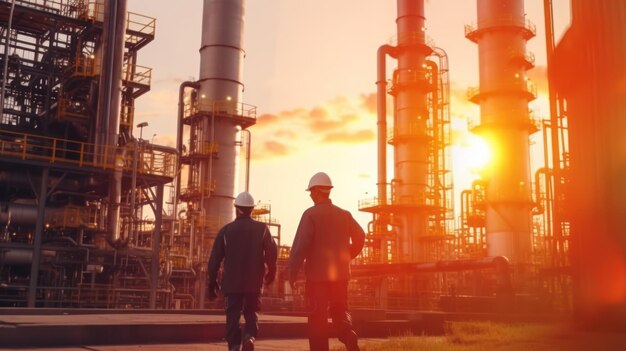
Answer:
[{"left": 455, "top": 133, "right": 492, "bottom": 172}]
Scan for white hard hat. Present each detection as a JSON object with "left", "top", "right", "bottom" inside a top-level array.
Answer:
[
  {"left": 306, "top": 172, "right": 333, "bottom": 191},
  {"left": 234, "top": 192, "right": 255, "bottom": 207}
]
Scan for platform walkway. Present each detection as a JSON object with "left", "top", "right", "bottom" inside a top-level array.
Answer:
[
  {"left": 0, "top": 308, "right": 563, "bottom": 349},
  {"left": 0, "top": 309, "right": 405, "bottom": 349},
  {"left": 1, "top": 338, "right": 391, "bottom": 351}
]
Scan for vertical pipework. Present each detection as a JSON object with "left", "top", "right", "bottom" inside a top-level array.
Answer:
[
  {"left": 196, "top": 0, "right": 246, "bottom": 230},
  {"left": 0, "top": 0, "right": 16, "bottom": 120},
  {"left": 393, "top": 0, "right": 432, "bottom": 262},
  {"left": 97, "top": 0, "right": 128, "bottom": 244},
  {"left": 376, "top": 45, "right": 395, "bottom": 206},
  {"left": 241, "top": 129, "right": 251, "bottom": 192},
  {"left": 175, "top": 81, "right": 199, "bottom": 248},
  {"left": 542, "top": 0, "right": 563, "bottom": 252},
  {"left": 149, "top": 185, "right": 164, "bottom": 309},
  {"left": 472, "top": 0, "right": 533, "bottom": 264},
  {"left": 27, "top": 168, "right": 49, "bottom": 307}
]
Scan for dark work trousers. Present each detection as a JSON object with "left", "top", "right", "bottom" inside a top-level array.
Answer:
[
  {"left": 224, "top": 293, "right": 261, "bottom": 349},
  {"left": 306, "top": 280, "right": 357, "bottom": 351}
]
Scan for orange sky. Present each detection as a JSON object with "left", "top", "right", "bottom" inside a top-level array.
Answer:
[{"left": 129, "top": 0, "right": 571, "bottom": 245}]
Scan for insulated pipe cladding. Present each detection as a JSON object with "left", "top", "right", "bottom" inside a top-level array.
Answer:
[
  {"left": 393, "top": 0, "right": 433, "bottom": 262},
  {"left": 196, "top": 0, "right": 246, "bottom": 232},
  {"left": 472, "top": 0, "right": 533, "bottom": 264}
]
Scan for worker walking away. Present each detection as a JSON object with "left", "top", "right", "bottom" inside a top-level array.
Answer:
[
  {"left": 208, "top": 191, "right": 278, "bottom": 351},
  {"left": 288, "top": 172, "right": 365, "bottom": 351}
]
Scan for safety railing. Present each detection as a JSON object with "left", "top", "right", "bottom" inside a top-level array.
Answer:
[
  {"left": 185, "top": 140, "right": 219, "bottom": 157},
  {"left": 122, "top": 63, "right": 152, "bottom": 87},
  {"left": 465, "top": 16, "right": 536, "bottom": 41},
  {"left": 46, "top": 205, "right": 99, "bottom": 228},
  {"left": 67, "top": 55, "right": 96, "bottom": 78},
  {"left": 0, "top": 130, "right": 177, "bottom": 178},
  {"left": 72, "top": 0, "right": 104, "bottom": 22},
  {"left": 467, "top": 78, "right": 537, "bottom": 103},
  {"left": 388, "top": 31, "right": 436, "bottom": 48},
  {"left": 392, "top": 68, "right": 432, "bottom": 87},
  {"left": 57, "top": 95, "right": 90, "bottom": 120},
  {"left": 191, "top": 99, "right": 258, "bottom": 119},
  {"left": 126, "top": 11, "right": 156, "bottom": 39},
  {"left": 387, "top": 119, "right": 434, "bottom": 143},
  {"left": 120, "top": 101, "right": 134, "bottom": 126},
  {"left": 468, "top": 113, "right": 542, "bottom": 132},
  {"left": 126, "top": 143, "right": 177, "bottom": 178},
  {"left": 359, "top": 191, "right": 435, "bottom": 210},
  {"left": 11, "top": 0, "right": 67, "bottom": 15},
  {"left": 179, "top": 180, "right": 217, "bottom": 198}
]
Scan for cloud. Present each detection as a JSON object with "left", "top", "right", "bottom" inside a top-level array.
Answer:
[
  {"left": 323, "top": 129, "right": 375, "bottom": 143},
  {"left": 360, "top": 93, "right": 377, "bottom": 114},
  {"left": 308, "top": 113, "right": 357, "bottom": 133},
  {"left": 252, "top": 140, "right": 294, "bottom": 160},
  {"left": 256, "top": 113, "right": 282, "bottom": 127},
  {"left": 249, "top": 93, "right": 378, "bottom": 161},
  {"left": 274, "top": 129, "right": 296, "bottom": 139}
]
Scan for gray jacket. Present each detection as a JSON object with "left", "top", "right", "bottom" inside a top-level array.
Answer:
[
  {"left": 289, "top": 199, "right": 365, "bottom": 283},
  {"left": 208, "top": 215, "right": 277, "bottom": 294}
]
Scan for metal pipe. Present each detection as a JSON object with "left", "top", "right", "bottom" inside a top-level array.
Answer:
[
  {"left": 241, "top": 129, "right": 251, "bottom": 192},
  {"left": 175, "top": 81, "right": 200, "bottom": 232},
  {"left": 350, "top": 257, "right": 514, "bottom": 298},
  {"left": 0, "top": 202, "right": 37, "bottom": 226},
  {"left": 350, "top": 256, "right": 512, "bottom": 286},
  {"left": 27, "top": 167, "right": 49, "bottom": 307},
  {"left": 0, "top": 0, "right": 16, "bottom": 120},
  {"left": 533, "top": 167, "right": 552, "bottom": 215},
  {"left": 149, "top": 185, "right": 164, "bottom": 309},
  {"left": 543, "top": 0, "right": 563, "bottom": 250},
  {"left": 376, "top": 45, "right": 396, "bottom": 206},
  {"left": 0, "top": 248, "right": 56, "bottom": 265},
  {"left": 95, "top": 0, "right": 128, "bottom": 245}
]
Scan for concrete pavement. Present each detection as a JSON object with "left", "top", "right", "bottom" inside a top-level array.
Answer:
[{"left": 0, "top": 338, "right": 390, "bottom": 351}]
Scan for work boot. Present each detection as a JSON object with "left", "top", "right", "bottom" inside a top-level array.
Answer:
[
  {"left": 342, "top": 331, "right": 360, "bottom": 351},
  {"left": 242, "top": 336, "right": 255, "bottom": 351}
]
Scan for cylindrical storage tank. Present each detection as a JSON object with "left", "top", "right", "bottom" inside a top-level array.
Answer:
[
  {"left": 474, "top": 0, "right": 533, "bottom": 264},
  {"left": 393, "top": 0, "right": 432, "bottom": 262},
  {"left": 0, "top": 203, "right": 38, "bottom": 227},
  {"left": 0, "top": 249, "right": 56, "bottom": 265},
  {"left": 197, "top": 0, "right": 245, "bottom": 233}
]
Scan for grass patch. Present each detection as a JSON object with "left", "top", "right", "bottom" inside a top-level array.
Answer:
[{"left": 331, "top": 321, "right": 626, "bottom": 351}]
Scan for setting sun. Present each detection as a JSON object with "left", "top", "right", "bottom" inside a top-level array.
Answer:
[{"left": 455, "top": 133, "right": 492, "bottom": 173}]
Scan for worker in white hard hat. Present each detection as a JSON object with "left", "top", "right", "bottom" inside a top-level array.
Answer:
[
  {"left": 208, "top": 191, "right": 278, "bottom": 351},
  {"left": 288, "top": 172, "right": 365, "bottom": 351}
]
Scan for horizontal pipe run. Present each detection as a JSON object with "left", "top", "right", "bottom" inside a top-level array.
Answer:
[{"left": 350, "top": 256, "right": 512, "bottom": 278}]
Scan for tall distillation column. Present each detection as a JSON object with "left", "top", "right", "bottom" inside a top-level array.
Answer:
[
  {"left": 392, "top": 0, "right": 434, "bottom": 262},
  {"left": 196, "top": 0, "right": 245, "bottom": 224},
  {"left": 362, "top": 0, "right": 453, "bottom": 265},
  {"left": 180, "top": 0, "right": 255, "bottom": 307},
  {"left": 465, "top": 0, "right": 535, "bottom": 266}
]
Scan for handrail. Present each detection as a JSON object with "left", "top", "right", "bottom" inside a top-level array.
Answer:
[
  {"left": 465, "top": 17, "right": 536, "bottom": 37},
  {"left": 191, "top": 99, "right": 258, "bottom": 119},
  {"left": 126, "top": 11, "right": 156, "bottom": 37},
  {"left": 122, "top": 62, "right": 152, "bottom": 86},
  {"left": 0, "top": 130, "right": 177, "bottom": 178}
]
